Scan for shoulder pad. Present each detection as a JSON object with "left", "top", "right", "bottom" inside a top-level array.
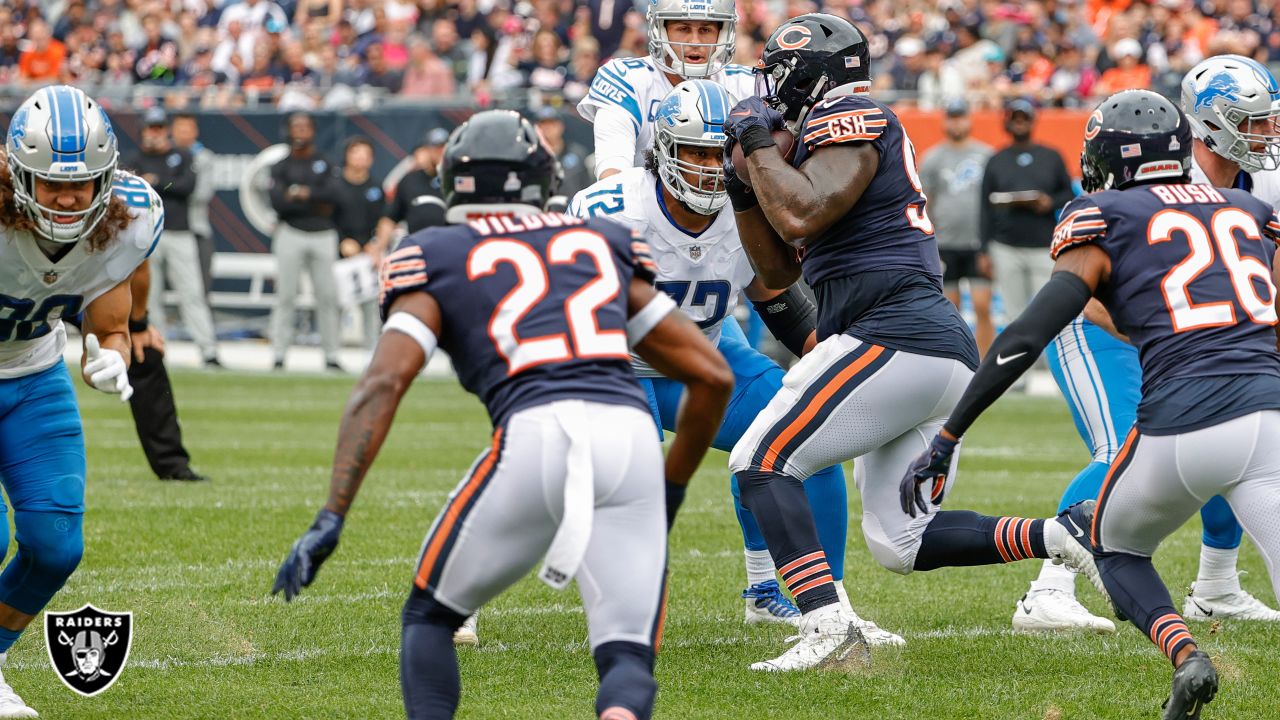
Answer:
[
  {"left": 802, "top": 94, "right": 889, "bottom": 149},
  {"left": 1050, "top": 195, "right": 1106, "bottom": 259}
]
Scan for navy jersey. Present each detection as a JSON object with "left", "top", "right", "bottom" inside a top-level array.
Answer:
[
  {"left": 380, "top": 213, "right": 656, "bottom": 427},
  {"left": 791, "top": 91, "right": 978, "bottom": 369},
  {"left": 1052, "top": 184, "right": 1280, "bottom": 434}
]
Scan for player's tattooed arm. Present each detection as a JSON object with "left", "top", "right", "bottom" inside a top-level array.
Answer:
[
  {"left": 745, "top": 142, "right": 877, "bottom": 248},
  {"left": 324, "top": 291, "right": 439, "bottom": 516},
  {"left": 735, "top": 205, "right": 801, "bottom": 289}
]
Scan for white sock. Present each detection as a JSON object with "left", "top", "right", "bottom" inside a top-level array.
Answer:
[
  {"left": 1027, "top": 559, "right": 1077, "bottom": 595},
  {"left": 744, "top": 549, "right": 776, "bottom": 587},
  {"left": 1194, "top": 545, "right": 1241, "bottom": 596},
  {"left": 834, "top": 582, "right": 854, "bottom": 615}
]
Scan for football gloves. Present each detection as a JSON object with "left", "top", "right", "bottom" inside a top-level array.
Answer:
[
  {"left": 900, "top": 434, "right": 958, "bottom": 517},
  {"left": 273, "top": 508, "right": 344, "bottom": 601},
  {"left": 83, "top": 333, "right": 133, "bottom": 401},
  {"left": 724, "top": 96, "right": 784, "bottom": 151}
]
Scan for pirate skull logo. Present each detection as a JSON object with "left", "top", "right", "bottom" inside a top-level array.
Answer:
[{"left": 45, "top": 604, "right": 132, "bottom": 696}]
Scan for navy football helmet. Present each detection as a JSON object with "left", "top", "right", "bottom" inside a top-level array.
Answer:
[
  {"left": 1080, "top": 90, "right": 1192, "bottom": 193},
  {"left": 438, "top": 110, "right": 561, "bottom": 210},
  {"left": 755, "top": 13, "right": 871, "bottom": 127}
]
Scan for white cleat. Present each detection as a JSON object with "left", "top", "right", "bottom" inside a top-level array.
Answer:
[
  {"left": 742, "top": 580, "right": 802, "bottom": 627},
  {"left": 0, "top": 682, "right": 37, "bottom": 719},
  {"left": 1013, "top": 589, "right": 1115, "bottom": 634},
  {"left": 1045, "top": 500, "right": 1110, "bottom": 602},
  {"left": 453, "top": 614, "right": 479, "bottom": 646},
  {"left": 750, "top": 605, "right": 871, "bottom": 672},
  {"left": 834, "top": 583, "right": 905, "bottom": 646},
  {"left": 1184, "top": 582, "right": 1280, "bottom": 622}
]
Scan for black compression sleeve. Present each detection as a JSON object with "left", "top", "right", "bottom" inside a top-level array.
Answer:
[
  {"left": 943, "top": 272, "right": 1093, "bottom": 438},
  {"left": 752, "top": 286, "right": 817, "bottom": 357}
]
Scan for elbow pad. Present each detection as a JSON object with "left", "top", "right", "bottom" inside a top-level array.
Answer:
[
  {"left": 944, "top": 271, "right": 1092, "bottom": 438},
  {"left": 752, "top": 286, "right": 817, "bottom": 358}
]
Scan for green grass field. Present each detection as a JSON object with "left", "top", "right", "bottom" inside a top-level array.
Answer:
[{"left": 9, "top": 370, "right": 1278, "bottom": 719}]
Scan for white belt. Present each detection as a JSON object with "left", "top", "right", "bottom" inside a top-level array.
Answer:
[{"left": 538, "top": 400, "right": 595, "bottom": 590}]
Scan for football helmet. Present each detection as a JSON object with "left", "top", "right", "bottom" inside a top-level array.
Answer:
[
  {"left": 437, "top": 110, "right": 560, "bottom": 214},
  {"left": 654, "top": 80, "right": 729, "bottom": 215},
  {"left": 6, "top": 85, "right": 119, "bottom": 244},
  {"left": 755, "top": 13, "right": 871, "bottom": 127},
  {"left": 1181, "top": 54, "right": 1280, "bottom": 173},
  {"left": 1081, "top": 90, "right": 1191, "bottom": 193},
  {"left": 647, "top": 0, "right": 737, "bottom": 79}
]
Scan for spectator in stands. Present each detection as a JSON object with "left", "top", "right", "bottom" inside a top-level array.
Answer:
[
  {"left": 381, "top": 21, "right": 411, "bottom": 71},
  {"left": 53, "top": 2, "right": 88, "bottom": 43},
  {"left": 171, "top": 113, "right": 217, "bottom": 300},
  {"left": 878, "top": 36, "right": 927, "bottom": 97},
  {"left": 18, "top": 19, "right": 66, "bottom": 83},
  {"left": 269, "top": 113, "right": 344, "bottom": 371},
  {"left": 295, "top": 0, "right": 343, "bottom": 28},
  {"left": 373, "top": 128, "right": 448, "bottom": 258},
  {"left": 211, "top": 18, "right": 250, "bottom": 81},
  {"left": 980, "top": 99, "right": 1074, "bottom": 324},
  {"left": 562, "top": 36, "right": 600, "bottom": 105},
  {"left": 220, "top": 0, "right": 289, "bottom": 40},
  {"left": 919, "top": 99, "right": 995, "bottom": 357},
  {"left": 1096, "top": 38, "right": 1152, "bottom": 96},
  {"left": 516, "top": 29, "right": 568, "bottom": 93},
  {"left": 241, "top": 44, "right": 280, "bottom": 95},
  {"left": 400, "top": 36, "right": 455, "bottom": 97},
  {"left": 361, "top": 42, "right": 403, "bottom": 92},
  {"left": 534, "top": 107, "right": 592, "bottom": 199},
  {"left": 278, "top": 40, "right": 318, "bottom": 86},
  {"left": 1047, "top": 41, "right": 1098, "bottom": 108},
  {"left": 0, "top": 27, "right": 20, "bottom": 81},
  {"left": 334, "top": 136, "right": 386, "bottom": 349},
  {"left": 178, "top": 44, "right": 227, "bottom": 90},
  {"left": 135, "top": 13, "right": 180, "bottom": 84},
  {"left": 128, "top": 108, "right": 221, "bottom": 367},
  {"left": 429, "top": 18, "right": 469, "bottom": 88},
  {"left": 584, "top": 0, "right": 634, "bottom": 59}
]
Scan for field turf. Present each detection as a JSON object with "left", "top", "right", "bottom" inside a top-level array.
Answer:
[{"left": 9, "top": 369, "right": 1277, "bottom": 719}]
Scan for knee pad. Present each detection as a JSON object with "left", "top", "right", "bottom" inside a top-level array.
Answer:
[
  {"left": 401, "top": 585, "right": 466, "bottom": 631},
  {"left": 861, "top": 512, "right": 916, "bottom": 576},
  {"left": 0, "top": 511, "right": 83, "bottom": 614}
]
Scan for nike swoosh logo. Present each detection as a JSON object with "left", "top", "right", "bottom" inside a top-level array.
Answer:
[
  {"left": 1065, "top": 516, "right": 1086, "bottom": 539},
  {"left": 995, "top": 352, "right": 1027, "bottom": 366},
  {"left": 1191, "top": 600, "right": 1213, "bottom": 617}
]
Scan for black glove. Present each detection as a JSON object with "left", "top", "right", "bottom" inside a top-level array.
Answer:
[
  {"left": 899, "top": 434, "right": 959, "bottom": 517},
  {"left": 724, "top": 96, "right": 784, "bottom": 157},
  {"left": 272, "top": 508, "right": 344, "bottom": 601},
  {"left": 722, "top": 153, "right": 757, "bottom": 212}
]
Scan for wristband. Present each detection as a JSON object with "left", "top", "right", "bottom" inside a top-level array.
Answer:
[
  {"left": 739, "top": 125, "right": 778, "bottom": 158},
  {"left": 128, "top": 315, "right": 149, "bottom": 332}
]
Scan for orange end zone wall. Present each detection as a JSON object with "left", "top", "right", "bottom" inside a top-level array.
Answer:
[{"left": 897, "top": 109, "right": 1093, "bottom": 178}]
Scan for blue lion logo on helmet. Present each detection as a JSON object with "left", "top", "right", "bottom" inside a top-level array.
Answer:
[
  {"left": 656, "top": 94, "right": 683, "bottom": 127},
  {"left": 1195, "top": 72, "right": 1242, "bottom": 112},
  {"left": 7, "top": 105, "right": 29, "bottom": 152}
]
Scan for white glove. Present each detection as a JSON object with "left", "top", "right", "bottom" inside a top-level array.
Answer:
[{"left": 83, "top": 333, "right": 133, "bottom": 402}]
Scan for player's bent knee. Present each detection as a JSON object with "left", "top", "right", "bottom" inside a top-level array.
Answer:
[
  {"left": 862, "top": 517, "right": 917, "bottom": 576},
  {"left": 402, "top": 585, "right": 467, "bottom": 631}
]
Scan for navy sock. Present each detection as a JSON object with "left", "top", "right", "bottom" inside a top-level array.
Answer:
[
  {"left": 913, "top": 511, "right": 1046, "bottom": 571},
  {"left": 593, "top": 641, "right": 656, "bottom": 720},
  {"left": 400, "top": 588, "right": 467, "bottom": 719},
  {"left": 1098, "top": 551, "right": 1195, "bottom": 664},
  {"left": 736, "top": 469, "right": 837, "bottom": 613}
]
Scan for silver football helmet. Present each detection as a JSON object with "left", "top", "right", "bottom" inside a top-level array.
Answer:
[
  {"left": 647, "top": 0, "right": 737, "bottom": 79},
  {"left": 1181, "top": 54, "right": 1280, "bottom": 173},
  {"left": 654, "top": 80, "right": 729, "bottom": 215},
  {"left": 6, "top": 85, "right": 119, "bottom": 243}
]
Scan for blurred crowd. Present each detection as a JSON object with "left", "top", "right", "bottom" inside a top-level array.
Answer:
[{"left": 2, "top": 0, "right": 1280, "bottom": 111}]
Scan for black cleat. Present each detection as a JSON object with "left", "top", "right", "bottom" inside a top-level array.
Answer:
[
  {"left": 1162, "top": 650, "right": 1218, "bottom": 720},
  {"left": 161, "top": 468, "right": 211, "bottom": 482}
]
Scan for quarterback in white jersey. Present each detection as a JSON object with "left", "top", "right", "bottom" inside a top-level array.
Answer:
[
  {"left": 569, "top": 81, "right": 902, "bottom": 645},
  {"left": 577, "top": 0, "right": 754, "bottom": 179},
  {"left": 0, "top": 85, "right": 152, "bottom": 717}
]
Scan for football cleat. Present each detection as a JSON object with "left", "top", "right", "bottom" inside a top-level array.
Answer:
[
  {"left": 743, "top": 580, "right": 801, "bottom": 627},
  {"left": 453, "top": 614, "right": 479, "bottom": 647},
  {"left": 1013, "top": 589, "right": 1116, "bottom": 634},
  {"left": 1161, "top": 650, "right": 1217, "bottom": 720},
  {"left": 1044, "top": 500, "right": 1110, "bottom": 602},
  {"left": 1184, "top": 580, "right": 1280, "bottom": 622},
  {"left": 0, "top": 660, "right": 36, "bottom": 719},
  {"left": 750, "top": 605, "right": 870, "bottom": 672},
  {"left": 833, "top": 582, "right": 905, "bottom": 646}
]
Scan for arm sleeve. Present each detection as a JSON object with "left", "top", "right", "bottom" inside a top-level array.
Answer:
[
  {"left": 943, "top": 271, "right": 1093, "bottom": 438},
  {"left": 591, "top": 104, "right": 641, "bottom": 179}
]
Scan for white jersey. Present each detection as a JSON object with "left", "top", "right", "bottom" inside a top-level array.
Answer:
[
  {"left": 569, "top": 167, "right": 754, "bottom": 377},
  {"left": 577, "top": 56, "right": 755, "bottom": 171},
  {"left": 0, "top": 170, "right": 160, "bottom": 378},
  {"left": 1190, "top": 156, "right": 1280, "bottom": 207}
]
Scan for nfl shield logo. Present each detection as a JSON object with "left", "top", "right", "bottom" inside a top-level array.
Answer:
[
  {"left": 689, "top": 246, "right": 702, "bottom": 260},
  {"left": 45, "top": 605, "right": 133, "bottom": 697},
  {"left": 42, "top": 271, "right": 58, "bottom": 285}
]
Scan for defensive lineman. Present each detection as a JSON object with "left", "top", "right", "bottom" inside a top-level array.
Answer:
[
  {"left": 0, "top": 85, "right": 156, "bottom": 717},
  {"left": 721, "top": 14, "right": 1098, "bottom": 670},
  {"left": 273, "top": 110, "right": 731, "bottom": 720},
  {"left": 906, "top": 89, "right": 1280, "bottom": 719},
  {"left": 571, "top": 80, "right": 891, "bottom": 639}
]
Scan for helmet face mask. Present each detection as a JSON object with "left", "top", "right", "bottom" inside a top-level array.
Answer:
[
  {"left": 6, "top": 86, "right": 119, "bottom": 244},
  {"left": 647, "top": 0, "right": 737, "bottom": 79},
  {"left": 1080, "top": 90, "right": 1192, "bottom": 194},
  {"left": 653, "top": 80, "right": 729, "bottom": 215},
  {"left": 1182, "top": 54, "right": 1280, "bottom": 173},
  {"left": 755, "top": 13, "right": 871, "bottom": 127}
]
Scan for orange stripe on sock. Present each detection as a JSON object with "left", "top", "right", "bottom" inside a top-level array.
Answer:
[
  {"left": 759, "top": 345, "right": 884, "bottom": 472},
  {"left": 784, "top": 563, "right": 831, "bottom": 589},
  {"left": 415, "top": 428, "right": 504, "bottom": 589},
  {"left": 791, "top": 575, "right": 834, "bottom": 597},
  {"left": 993, "top": 517, "right": 1013, "bottom": 563},
  {"left": 1148, "top": 613, "right": 1180, "bottom": 645},
  {"left": 1006, "top": 519, "right": 1025, "bottom": 561},
  {"left": 1019, "top": 518, "right": 1034, "bottom": 559},
  {"left": 779, "top": 551, "right": 825, "bottom": 576}
]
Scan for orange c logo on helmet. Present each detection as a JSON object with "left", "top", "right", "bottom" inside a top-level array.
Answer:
[
  {"left": 1083, "top": 110, "right": 1104, "bottom": 140},
  {"left": 777, "top": 26, "right": 812, "bottom": 50}
]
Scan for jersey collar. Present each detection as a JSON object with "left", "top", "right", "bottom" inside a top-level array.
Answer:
[{"left": 654, "top": 178, "right": 712, "bottom": 239}]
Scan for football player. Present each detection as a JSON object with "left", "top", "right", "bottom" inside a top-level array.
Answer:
[
  {"left": 272, "top": 110, "right": 732, "bottom": 720},
  {"left": 570, "top": 81, "right": 893, "bottom": 640},
  {"left": 0, "top": 85, "right": 157, "bottom": 717},
  {"left": 905, "top": 88, "right": 1280, "bottom": 720},
  {"left": 720, "top": 14, "right": 1099, "bottom": 671},
  {"left": 578, "top": 0, "right": 753, "bottom": 181},
  {"left": 1014, "top": 54, "right": 1280, "bottom": 633}
]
